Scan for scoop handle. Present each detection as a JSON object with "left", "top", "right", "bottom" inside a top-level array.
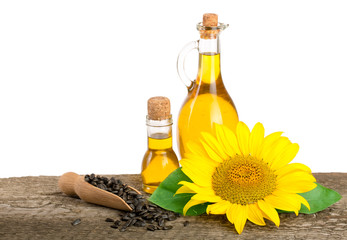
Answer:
[{"left": 58, "top": 172, "right": 79, "bottom": 197}]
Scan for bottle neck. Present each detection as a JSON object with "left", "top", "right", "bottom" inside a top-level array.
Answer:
[
  {"left": 199, "top": 37, "right": 220, "bottom": 54},
  {"left": 146, "top": 118, "right": 173, "bottom": 149},
  {"left": 196, "top": 36, "right": 221, "bottom": 85}
]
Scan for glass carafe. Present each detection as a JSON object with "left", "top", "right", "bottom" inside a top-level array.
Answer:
[{"left": 177, "top": 14, "right": 239, "bottom": 159}]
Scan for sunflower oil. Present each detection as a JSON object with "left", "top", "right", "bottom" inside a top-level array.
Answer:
[
  {"left": 142, "top": 134, "right": 179, "bottom": 194},
  {"left": 177, "top": 52, "right": 238, "bottom": 158},
  {"left": 141, "top": 97, "right": 179, "bottom": 194}
]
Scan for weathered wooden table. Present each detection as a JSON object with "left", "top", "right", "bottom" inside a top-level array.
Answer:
[{"left": 0, "top": 173, "right": 346, "bottom": 240}]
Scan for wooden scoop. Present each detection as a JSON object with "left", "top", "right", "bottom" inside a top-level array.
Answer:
[{"left": 58, "top": 172, "right": 141, "bottom": 211}]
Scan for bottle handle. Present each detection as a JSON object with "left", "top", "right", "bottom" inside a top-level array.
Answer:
[{"left": 177, "top": 40, "right": 199, "bottom": 89}]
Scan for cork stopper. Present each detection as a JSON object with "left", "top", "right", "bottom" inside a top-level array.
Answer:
[
  {"left": 200, "top": 13, "right": 220, "bottom": 39},
  {"left": 203, "top": 13, "right": 218, "bottom": 27},
  {"left": 147, "top": 96, "right": 171, "bottom": 120}
]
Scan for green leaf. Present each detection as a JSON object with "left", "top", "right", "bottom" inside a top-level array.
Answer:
[
  {"left": 149, "top": 168, "right": 209, "bottom": 216},
  {"left": 298, "top": 183, "right": 342, "bottom": 214},
  {"left": 277, "top": 183, "right": 342, "bottom": 214}
]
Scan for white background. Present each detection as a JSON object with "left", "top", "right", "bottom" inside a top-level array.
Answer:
[{"left": 1, "top": 0, "right": 346, "bottom": 178}]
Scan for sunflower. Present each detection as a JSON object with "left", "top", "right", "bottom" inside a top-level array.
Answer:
[{"left": 176, "top": 121, "right": 316, "bottom": 234}]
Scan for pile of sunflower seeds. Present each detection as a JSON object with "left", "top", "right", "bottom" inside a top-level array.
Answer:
[{"left": 84, "top": 174, "right": 180, "bottom": 232}]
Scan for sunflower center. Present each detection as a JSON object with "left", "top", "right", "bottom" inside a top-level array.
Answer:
[{"left": 211, "top": 154, "right": 277, "bottom": 205}]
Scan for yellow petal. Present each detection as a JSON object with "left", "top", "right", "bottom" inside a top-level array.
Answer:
[
  {"left": 180, "top": 159, "right": 213, "bottom": 187},
  {"left": 175, "top": 185, "right": 196, "bottom": 195},
  {"left": 186, "top": 141, "right": 210, "bottom": 159},
  {"left": 226, "top": 203, "right": 238, "bottom": 224},
  {"left": 206, "top": 200, "right": 231, "bottom": 215},
  {"left": 292, "top": 193, "right": 311, "bottom": 211},
  {"left": 271, "top": 143, "right": 300, "bottom": 170},
  {"left": 201, "top": 141, "right": 224, "bottom": 163},
  {"left": 275, "top": 163, "right": 312, "bottom": 177},
  {"left": 214, "top": 123, "right": 237, "bottom": 157},
  {"left": 260, "top": 208, "right": 272, "bottom": 222},
  {"left": 277, "top": 171, "right": 316, "bottom": 185},
  {"left": 247, "top": 203, "right": 266, "bottom": 226},
  {"left": 183, "top": 199, "right": 206, "bottom": 215},
  {"left": 258, "top": 200, "right": 280, "bottom": 227},
  {"left": 249, "top": 122, "right": 265, "bottom": 157},
  {"left": 264, "top": 194, "right": 301, "bottom": 215},
  {"left": 183, "top": 153, "right": 219, "bottom": 168},
  {"left": 277, "top": 180, "right": 317, "bottom": 193},
  {"left": 201, "top": 132, "right": 229, "bottom": 160},
  {"left": 220, "top": 124, "right": 241, "bottom": 155},
  {"left": 256, "top": 131, "right": 283, "bottom": 160},
  {"left": 177, "top": 181, "right": 204, "bottom": 194},
  {"left": 233, "top": 204, "right": 248, "bottom": 234},
  {"left": 263, "top": 137, "right": 291, "bottom": 165},
  {"left": 180, "top": 157, "right": 215, "bottom": 187},
  {"left": 236, "top": 121, "right": 251, "bottom": 156},
  {"left": 191, "top": 192, "right": 222, "bottom": 203},
  {"left": 277, "top": 174, "right": 317, "bottom": 194},
  {"left": 272, "top": 189, "right": 311, "bottom": 212}
]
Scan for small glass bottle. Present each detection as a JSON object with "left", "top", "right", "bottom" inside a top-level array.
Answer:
[{"left": 141, "top": 96, "right": 179, "bottom": 194}]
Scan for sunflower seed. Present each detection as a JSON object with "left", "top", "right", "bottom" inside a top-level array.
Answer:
[
  {"left": 163, "top": 225, "right": 173, "bottom": 230},
  {"left": 71, "top": 219, "right": 81, "bottom": 226},
  {"left": 105, "top": 218, "right": 114, "bottom": 222},
  {"left": 147, "top": 225, "right": 156, "bottom": 231},
  {"left": 158, "top": 218, "right": 165, "bottom": 227}
]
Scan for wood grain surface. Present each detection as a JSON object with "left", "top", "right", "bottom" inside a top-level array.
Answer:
[{"left": 0, "top": 173, "right": 346, "bottom": 240}]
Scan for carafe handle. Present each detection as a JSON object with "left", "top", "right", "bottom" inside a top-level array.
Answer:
[{"left": 177, "top": 40, "right": 199, "bottom": 89}]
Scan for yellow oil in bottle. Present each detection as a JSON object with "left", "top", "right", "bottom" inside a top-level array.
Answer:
[
  {"left": 177, "top": 53, "right": 239, "bottom": 158},
  {"left": 142, "top": 133, "right": 179, "bottom": 194}
]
